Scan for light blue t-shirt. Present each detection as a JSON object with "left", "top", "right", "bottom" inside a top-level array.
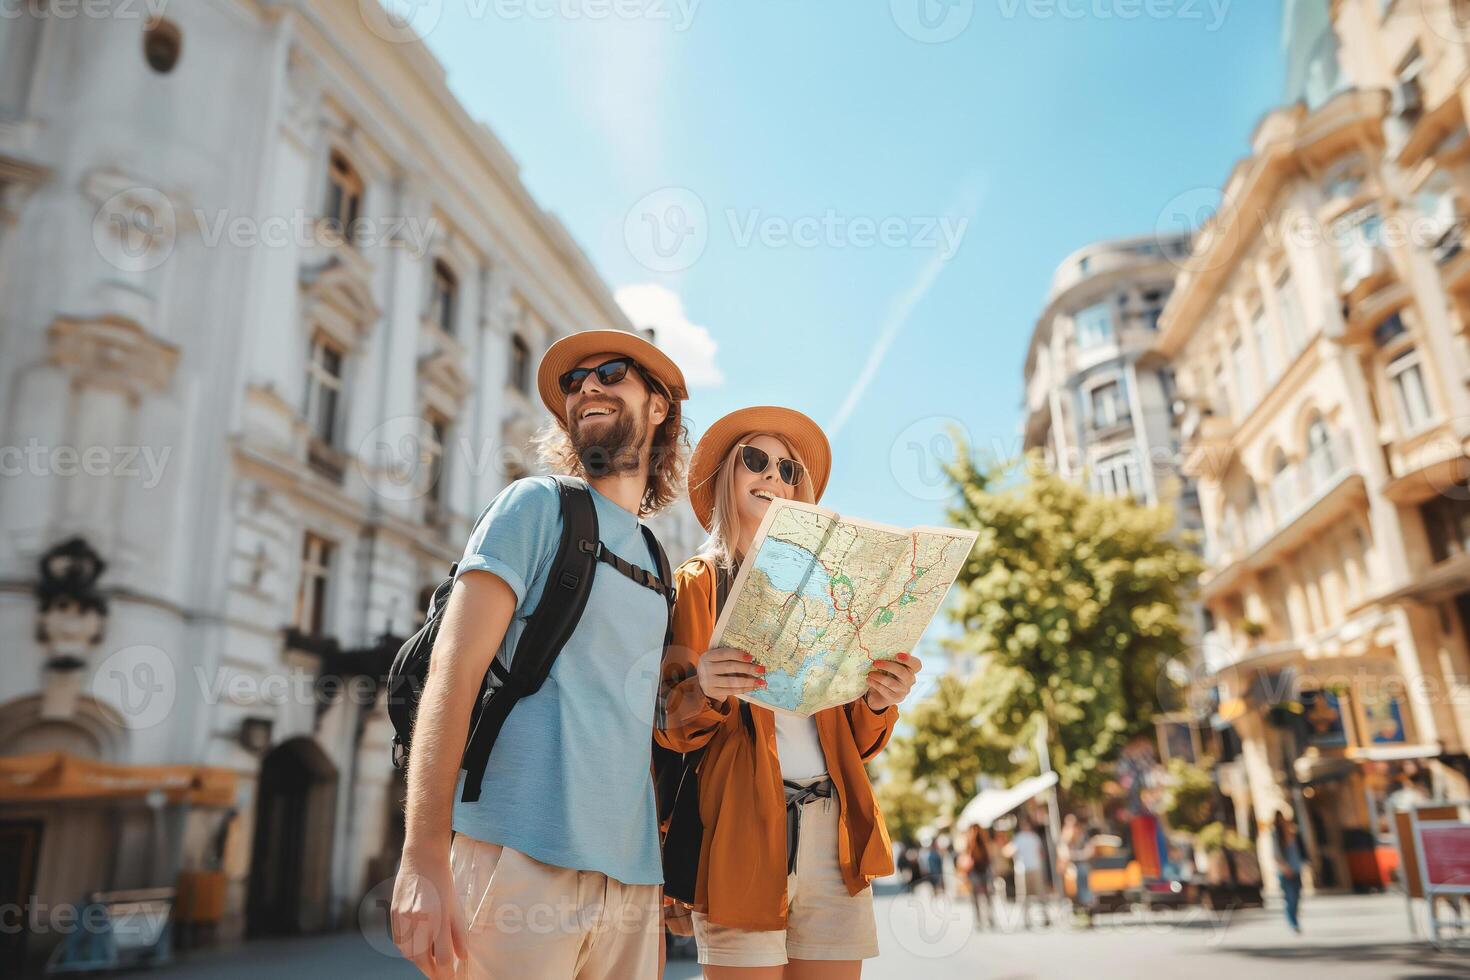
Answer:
[{"left": 450, "top": 477, "right": 667, "bottom": 885}]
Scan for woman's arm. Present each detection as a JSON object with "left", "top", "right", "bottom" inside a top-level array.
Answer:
[{"left": 843, "top": 696, "right": 898, "bottom": 761}]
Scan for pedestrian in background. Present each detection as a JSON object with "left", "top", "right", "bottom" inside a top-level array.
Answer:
[
  {"left": 1058, "top": 814, "right": 1095, "bottom": 922},
  {"left": 1272, "top": 809, "right": 1305, "bottom": 935},
  {"left": 963, "top": 825, "right": 994, "bottom": 929},
  {"left": 1005, "top": 818, "right": 1052, "bottom": 929}
]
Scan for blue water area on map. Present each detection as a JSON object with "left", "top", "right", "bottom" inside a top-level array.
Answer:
[
  {"left": 749, "top": 656, "right": 821, "bottom": 712},
  {"left": 756, "top": 537, "right": 836, "bottom": 613}
]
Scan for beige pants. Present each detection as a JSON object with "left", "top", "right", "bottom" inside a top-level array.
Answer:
[
  {"left": 692, "top": 788, "right": 879, "bottom": 967},
  {"left": 449, "top": 834, "right": 662, "bottom": 980}
]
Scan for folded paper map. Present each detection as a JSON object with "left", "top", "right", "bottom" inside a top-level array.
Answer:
[{"left": 709, "top": 499, "right": 977, "bottom": 717}]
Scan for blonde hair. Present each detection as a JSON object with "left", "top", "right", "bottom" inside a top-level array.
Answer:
[{"left": 701, "top": 432, "right": 816, "bottom": 571}]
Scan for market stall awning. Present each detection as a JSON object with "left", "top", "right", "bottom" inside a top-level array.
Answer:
[
  {"left": 956, "top": 772, "right": 1058, "bottom": 829},
  {"left": 0, "top": 752, "right": 237, "bottom": 806}
]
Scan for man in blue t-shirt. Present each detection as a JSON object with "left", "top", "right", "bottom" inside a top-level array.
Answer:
[{"left": 391, "top": 330, "right": 690, "bottom": 979}]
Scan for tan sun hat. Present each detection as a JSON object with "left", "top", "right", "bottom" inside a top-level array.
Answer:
[
  {"left": 688, "top": 406, "right": 832, "bottom": 531},
  {"left": 536, "top": 329, "right": 689, "bottom": 424}
]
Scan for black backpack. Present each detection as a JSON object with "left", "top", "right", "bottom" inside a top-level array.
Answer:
[
  {"left": 387, "top": 475, "right": 675, "bottom": 803},
  {"left": 653, "top": 561, "right": 755, "bottom": 904}
]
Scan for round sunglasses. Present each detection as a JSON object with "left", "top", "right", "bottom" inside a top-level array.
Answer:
[
  {"left": 558, "top": 357, "right": 666, "bottom": 398},
  {"left": 737, "top": 443, "right": 805, "bottom": 487}
]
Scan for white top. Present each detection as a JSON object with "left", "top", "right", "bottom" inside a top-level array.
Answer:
[{"left": 775, "top": 712, "right": 828, "bottom": 780}]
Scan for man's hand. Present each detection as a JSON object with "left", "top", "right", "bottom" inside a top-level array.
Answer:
[
  {"left": 864, "top": 651, "right": 921, "bottom": 711},
  {"left": 695, "top": 646, "right": 765, "bottom": 702},
  {"left": 391, "top": 848, "right": 467, "bottom": 979}
]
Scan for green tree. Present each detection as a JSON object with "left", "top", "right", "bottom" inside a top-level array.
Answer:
[
  {"left": 944, "top": 447, "right": 1202, "bottom": 798},
  {"left": 1159, "top": 757, "right": 1217, "bottom": 835}
]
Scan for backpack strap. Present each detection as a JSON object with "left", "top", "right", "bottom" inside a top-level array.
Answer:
[{"left": 458, "top": 475, "right": 599, "bottom": 803}]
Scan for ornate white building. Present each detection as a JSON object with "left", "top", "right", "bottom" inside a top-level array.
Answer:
[{"left": 0, "top": 2, "right": 702, "bottom": 968}]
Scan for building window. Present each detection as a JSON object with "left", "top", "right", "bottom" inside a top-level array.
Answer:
[
  {"left": 294, "top": 533, "right": 334, "bottom": 636},
  {"left": 0, "top": 7, "right": 43, "bottom": 118},
  {"left": 1276, "top": 273, "right": 1305, "bottom": 355},
  {"left": 1089, "top": 379, "right": 1127, "bottom": 429},
  {"left": 426, "top": 414, "right": 449, "bottom": 510},
  {"left": 305, "top": 334, "right": 344, "bottom": 445},
  {"left": 1251, "top": 307, "right": 1278, "bottom": 384},
  {"left": 429, "top": 260, "right": 457, "bottom": 335},
  {"left": 1417, "top": 173, "right": 1461, "bottom": 262},
  {"left": 1212, "top": 360, "right": 1233, "bottom": 419},
  {"left": 1270, "top": 449, "right": 1294, "bottom": 520},
  {"left": 1306, "top": 416, "right": 1338, "bottom": 487},
  {"left": 324, "top": 151, "right": 363, "bottom": 246},
  {"left": 1075, "top": 302, "right": 1113, "bottom": 349},
  {"left": 1231, "top": 338, "right": 1255, "bottom": 410},
  {"left": 509, "top": 333, "right": 531, "bottom": 394},
  {"left": 1420, "top": 489, "right": 1470, "bottom": 564},
  {"left": 1388, "top": 347, "right": 1434, "bottom": 431},
  {"left": 1373, "top": 311, "right": 1408, "bottom": 348},
  {"left": 1093, "top": 451, "right": 1140, "bottom": 499}
]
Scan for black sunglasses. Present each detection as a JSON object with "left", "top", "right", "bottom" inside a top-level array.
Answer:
[
  {"left": 738, "top": 443, "right": 805, "bottom": 487},
  {"left": 558, "top": 357, "right": 667, "bottom": 399}
]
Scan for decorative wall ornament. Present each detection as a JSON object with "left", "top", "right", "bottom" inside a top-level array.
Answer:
[{"left": 34, "top": 536, "right": 109, "bottom": 671}]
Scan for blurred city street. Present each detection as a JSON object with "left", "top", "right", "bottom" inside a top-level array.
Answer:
[{"left": 107, "top": 883, "right": 1466, "bottom": 980}]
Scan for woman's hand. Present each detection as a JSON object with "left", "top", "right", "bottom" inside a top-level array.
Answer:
[
  {"left": 695, "top": 646, "right": 766, "bottom": 703},
  {"left": 864, "top": 651, "right": 921, "bottom": 711}
]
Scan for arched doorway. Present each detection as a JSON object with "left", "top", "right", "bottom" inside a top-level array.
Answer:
[{"left": 246, "top": 738, "right": 338, "bottom": 935}]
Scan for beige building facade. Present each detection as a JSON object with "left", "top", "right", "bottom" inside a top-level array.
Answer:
[{"left": 1160, "top": 0, "right": 1470, "bottom": 895}]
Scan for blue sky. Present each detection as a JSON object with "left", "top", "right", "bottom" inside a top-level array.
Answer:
[{"left": 415, "top": 0, "right": 1285, "bottom": 532}]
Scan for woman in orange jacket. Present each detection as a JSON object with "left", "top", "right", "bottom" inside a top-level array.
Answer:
[{"left": 657, "top": 406, "right": 921, "bottom": 978}]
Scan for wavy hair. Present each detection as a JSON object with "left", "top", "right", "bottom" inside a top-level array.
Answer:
[{"left": 533, "top": 384, "right": 690, "bottom": 518}]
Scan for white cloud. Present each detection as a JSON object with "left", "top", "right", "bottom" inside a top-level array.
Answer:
[{"left": 615, "top": 282, "right": 724, "bottom": 388}]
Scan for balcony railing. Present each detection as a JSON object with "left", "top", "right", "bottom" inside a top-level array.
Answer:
[{"left": 1205, "top": 432, "right": 1355, "bottom": 567}]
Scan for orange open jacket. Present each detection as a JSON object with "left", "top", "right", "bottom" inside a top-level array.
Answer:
[{"left": 656, "top": 556, "right": 898, "bottom": 931}]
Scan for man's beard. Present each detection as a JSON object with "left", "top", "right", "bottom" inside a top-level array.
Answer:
[{"left": 569, "top": 398, "right": 648, "bottom": 476}]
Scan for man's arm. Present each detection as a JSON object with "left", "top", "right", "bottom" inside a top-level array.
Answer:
[
  {"left": 403, "top": 570, "right": 516, "bottom": 853},
  {"left": 392, "top": 570, "right": 515, "bottom": 979}
]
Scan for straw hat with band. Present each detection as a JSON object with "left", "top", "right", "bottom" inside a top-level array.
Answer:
[
  {"left": 536, "top": 328, "right": 689, "bottom": 424},
  {"left": 688, "top": 406, "right": 832, "bottom": 531}
]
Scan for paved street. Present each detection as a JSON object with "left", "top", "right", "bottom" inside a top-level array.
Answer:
[{"left": 97, "top": 883, "right": 1469, "bottom": 980}]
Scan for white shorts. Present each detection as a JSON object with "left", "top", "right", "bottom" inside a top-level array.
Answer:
[{"left": 692, "top": 788, "right": 879, "bottom": 967}]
